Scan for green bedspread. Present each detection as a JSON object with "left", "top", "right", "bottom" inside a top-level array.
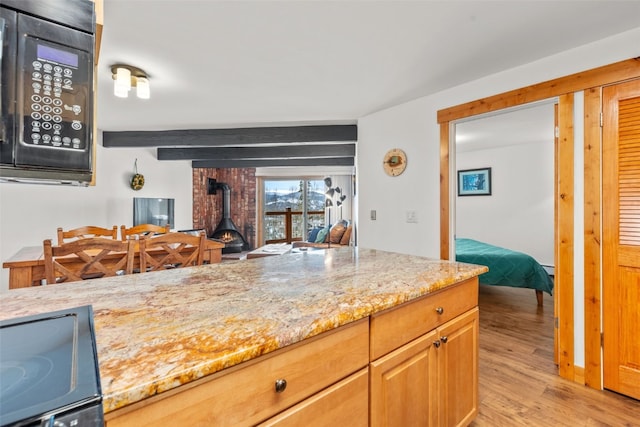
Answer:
[{"left": 455, "top": 238, "right": 553, "bottom": 295}]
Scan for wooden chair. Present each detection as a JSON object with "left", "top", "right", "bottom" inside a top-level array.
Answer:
[
  {"left": 138, "top": 231, "right": 206, "bottom": 272},
  {"left": 43, "top": 238, "right": 135, "bottom": 284},
  {"left": 57, "top": 225, "right": 118, "bottom": 245},
  {"left": 120, "top": 223, "right": 171, "bottom": 241}
]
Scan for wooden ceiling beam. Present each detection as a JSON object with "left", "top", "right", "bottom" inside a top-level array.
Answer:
[
  {"left": 192, "top": 157, "right": 355, "bottom": 168},
  {"left": 157, "top": 144, "right": 355, "bottom": 161},
  {"left": 103, "top": 124, "right": 357, "bottom": 147}
]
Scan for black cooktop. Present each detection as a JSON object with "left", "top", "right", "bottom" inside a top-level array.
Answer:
[{"left": 0, "top": 306, "right": 103, "bottom": 426}]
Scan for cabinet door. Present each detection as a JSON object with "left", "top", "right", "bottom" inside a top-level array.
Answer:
[
  {"left": 259, "top": 368, "right": 368, "bottom": 427},
  {"left": 438, "top": 308, "right": 479, "bottom": 427},
  {"left": 370, "top": 331, "right": 439, "bottom": 427}
]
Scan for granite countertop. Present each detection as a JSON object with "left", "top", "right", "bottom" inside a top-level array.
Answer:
[{"left": 0, "top": 247, "right": 487, "bottom": 413}]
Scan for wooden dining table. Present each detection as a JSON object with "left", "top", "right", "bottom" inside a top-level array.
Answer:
[{"left": 3, "top": 239, "right": 225, "bottom": 290}]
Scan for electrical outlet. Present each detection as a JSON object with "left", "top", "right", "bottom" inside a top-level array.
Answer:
[
  {"left": 406, "top": 210, "right": 418, "bottom": 223},
  {"left": 370, "top": 210, "right": 377, "bottom": 220}
]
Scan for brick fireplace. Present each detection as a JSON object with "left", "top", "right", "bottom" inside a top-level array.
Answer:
[{"left": 192, "top": 168, "right": 257, "bottom": 251}]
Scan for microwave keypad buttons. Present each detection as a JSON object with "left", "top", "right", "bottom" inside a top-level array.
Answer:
[{"left": 23, "top": 41, "right": 87, "bottom": 151}]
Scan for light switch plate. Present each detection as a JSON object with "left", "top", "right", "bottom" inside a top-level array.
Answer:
[{"left": 370, "top": 210, "right": 377, "bottom": 220}]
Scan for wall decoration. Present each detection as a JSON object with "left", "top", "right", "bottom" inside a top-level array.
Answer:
[
  {"left": 130, "top": 159, "right": 145, "bottom": 190},
  {"left": 383, "top": 148, "right": 407, "bottom": 176},
  {"left": 324, "top": 177, "right": 348, "bottom": 222},
  {"left": 458, "top": 167, "right": 491, "bottom": 196}
]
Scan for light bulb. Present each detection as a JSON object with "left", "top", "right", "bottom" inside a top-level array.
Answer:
[
  {"left": 136, "top": 77, "right": 150, "bottom": 99},
  {"left": 114, "top": 67, "right": 131, "bottom": 97},
  {"left": 114, "top": 83, "right": 129, "bottom": 98}
]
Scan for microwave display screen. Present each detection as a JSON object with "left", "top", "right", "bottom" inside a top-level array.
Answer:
[{"left": 37, "top": 44, "right": 78, "bottom": 68}]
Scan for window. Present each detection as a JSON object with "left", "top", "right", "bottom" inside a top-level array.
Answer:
[{"left": 263, "top": 179, "right": 325, "bottom": 243}]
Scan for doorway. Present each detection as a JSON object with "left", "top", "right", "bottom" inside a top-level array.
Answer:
[
  {"left": 453, "top": 102, "right": 556, "bottom": 267},
  {"left": 438, "top": 58, "right": 640, "bottom": 390},
  {"left": 452, "top": 102, "right": 558, "bottom": 363}
]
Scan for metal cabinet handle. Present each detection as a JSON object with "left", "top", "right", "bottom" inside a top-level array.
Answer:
[
  {"left": 435, "top": 307, "right": 444, "bottom": 315},
  {"left": 440, "top": 336, "right": 448, "bottom": 344},
  {"left": 433, "top": 340, "right": 441, "bottom": 348},
  {"left": 275, "top": 378, "right": 287, "bottom": 393}
]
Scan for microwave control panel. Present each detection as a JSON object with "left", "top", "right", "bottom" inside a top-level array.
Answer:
[{"left": 20, "top": 37, "right": 91, "bottom": 152}]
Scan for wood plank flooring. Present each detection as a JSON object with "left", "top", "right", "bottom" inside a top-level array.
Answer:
[{"left": 470, "top": 285, "right": 640, "bottom": 426}]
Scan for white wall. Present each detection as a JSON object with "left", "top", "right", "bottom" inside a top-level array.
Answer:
[
  {"left": 2, "top": 26, "right": 640, "bottom": 363},
  {"left": 357, "top": 26, "right": 640, "bottom": 367},
  {"left": 357, "top": 101, "right": 437, "bottom": 256},
  {"left": 0, "top": 133, "right": 193, "bottom": 290},
  {"left": 456, "top": 140, "right": 555, "bottom": 266}
]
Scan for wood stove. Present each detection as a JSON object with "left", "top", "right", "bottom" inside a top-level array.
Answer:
[{"left": 208, "top": 179, "right": 250, "bottom": 253}]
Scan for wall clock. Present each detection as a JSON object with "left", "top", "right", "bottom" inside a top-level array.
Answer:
[{"left": 383, "top": 148, "right": 407, "bottom": 176}]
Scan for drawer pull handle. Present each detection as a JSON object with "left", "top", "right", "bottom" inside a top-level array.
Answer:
[
  {"left": 275, "top": 379, "right": 287, "bottom": 393},
  {"left": 433, "top": 340, "right": 441, "bottom": 348},
  {"left": 440, "top": 336, "right": 448, "bottom": 344},
  {"left": 435, "top": 307, "right": 444, "bottom": 315}
]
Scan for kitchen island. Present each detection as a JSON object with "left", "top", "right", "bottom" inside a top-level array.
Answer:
[{"left": 0, "top": 247, "right": 487, "bottom": 426}]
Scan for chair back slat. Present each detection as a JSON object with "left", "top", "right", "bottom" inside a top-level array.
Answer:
[
  {"left": 120, "top": 224, "right": 170, "bottom": 241},
  {"left": 57, "top": 225, "right": 118, "bottom": 245},
  {"left": 44, "top": 238, "right": 135, "bottom": 284},
  {"left": 139, "top": 231, "right": 206, "bottom": 272}
]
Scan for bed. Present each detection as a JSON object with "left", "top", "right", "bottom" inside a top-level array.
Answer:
[{"left": 455, "top": 238, "right": 554, "bottom": 305}]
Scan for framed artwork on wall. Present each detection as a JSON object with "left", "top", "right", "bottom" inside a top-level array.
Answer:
[{"left": 457, "top": 167, "right": 492, "bottom": 196}]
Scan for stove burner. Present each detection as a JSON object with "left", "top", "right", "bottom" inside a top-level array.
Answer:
[
  {"left": 0, "top": 306, "right": 104, "bottom": 426},
  {"left": 1, "top": 356, "right": 55, "bottom": 410}
]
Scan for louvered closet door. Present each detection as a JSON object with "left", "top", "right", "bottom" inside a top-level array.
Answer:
[{"left": 602, "top": 79, "right": 640, "bottom": 400}]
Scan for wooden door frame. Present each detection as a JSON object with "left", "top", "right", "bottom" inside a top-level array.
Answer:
[{"left": 438, "top": 58, "right": 640, "bottom": 388}]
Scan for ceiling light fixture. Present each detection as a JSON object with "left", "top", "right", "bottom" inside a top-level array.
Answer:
[{"left": 110, "top": 64, "right": 150, "bottom": 99}]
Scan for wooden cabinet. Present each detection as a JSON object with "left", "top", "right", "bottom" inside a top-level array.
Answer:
[
  {"left": 438, "top": 309, "right": 479, "bottom": 427},
  {"left": 258, "top": 368, "right": 369, "bottom": 427},
  {"left": 370, "top": 330, "right": 439, "bottom": 426},
  {"left": 105, "top": 278, "right": 479, "bottom": 427},
  {"left": 105, "top": 319, "right": 369, "bottom": 427},
  {"left": 370, "top": 278, "right": 479, "bottom": 427}
]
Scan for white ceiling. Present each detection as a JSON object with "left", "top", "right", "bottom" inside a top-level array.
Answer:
[
  {"left": 96, "top": 0, "right": 640, "bottom": 133},
  {"left": 455, "top": 101, "right": 556, "bottom": 152}
]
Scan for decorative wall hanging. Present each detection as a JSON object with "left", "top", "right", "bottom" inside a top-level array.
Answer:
[
  {"left": 383, "top": 148, "right": 407, "bottom": 176},
  {"left": 130, "top": 159, "right": 145, "bottom": 190},
  {"left": 457, "top": 167, "right": 491, "bottom": 196},
  {"left": 324, "top": 177, "right": 348, "bottom": 223}
]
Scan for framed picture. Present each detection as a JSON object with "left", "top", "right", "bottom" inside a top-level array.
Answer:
[{"left": 457, "top": 167, "right": 491, "bottom": 196}]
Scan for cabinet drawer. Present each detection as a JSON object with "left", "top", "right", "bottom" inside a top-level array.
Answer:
[
  {"left": 105, "top": 319, "right": 369, "bottom": 427},
  {"left": 258, "top": 368, "right": 369, "bottom": 427},
  {"left": 370, "top": 278, "right": 477, "bottom": 359}
]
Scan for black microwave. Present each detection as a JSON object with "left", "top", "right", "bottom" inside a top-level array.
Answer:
[{"left": 0, "top": 0, "right": 95, "bottom": 185}]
